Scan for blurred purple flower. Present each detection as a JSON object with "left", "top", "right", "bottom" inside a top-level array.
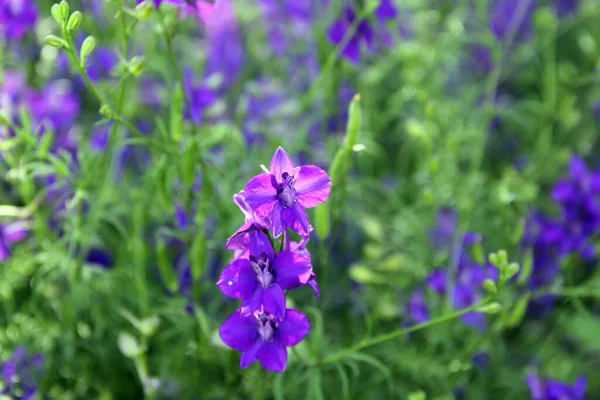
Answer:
[
  {"left": 1, "top": 347, "right": 44, "bottom": 399},
  {"left": 0, "top": 0, "right": 37, "bottom": 41},
  {"left": 328, "top": 7, "right": 374, "bottom": 64},
  {"left": 85, "top": 247, "right": 115, "bottom": 269},
  {"left": 407, "top": 289, "right": 430, "bottom": 324},
  {"left": 489, "top": 0, "right": 536, "bottom": 42},
  {"left": 526, "top": 374, "right": 587, "bottom": 400},
  {"left": 553, "top": 0, "right": 579, "bottom": 17},
  {"left": 430, "top": 207, "right": 458, "bottom": 249},
  {"left": 0, "top": 221, "right": 29, "bottom": 263}
]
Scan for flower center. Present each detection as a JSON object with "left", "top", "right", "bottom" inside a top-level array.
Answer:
[
  {"left": 277, "top": 172, "right": 297, "bottom": 208},
  {"left": 250, "top": 252, "right": 274, "bottom": 289},
  {"left": 256, "top": 312, "right": 277, "bottom": 342}
]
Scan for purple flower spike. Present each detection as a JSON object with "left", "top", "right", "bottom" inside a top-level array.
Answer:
[
  {"left": 244, "top": 147, "right": 331, "bottom": 237},
  {"left": 219, "top": 308, "right": 311, "bottom": 373},
  {"left": 217, "top": 231, "right": 313, "bottom": 319},
  {"left": 0, "top": 0, "right": 38, "bottom": 41}
]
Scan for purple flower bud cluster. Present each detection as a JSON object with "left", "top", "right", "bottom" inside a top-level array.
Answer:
[
  {"left": 1, "top": 347, "right": 44, "bottom": 400},
  {"left": 526, "top": 373, "right": 587, "bottom": 400},
  {"left": 217, "top": 147, "right": 331, "bottom": 372},
  {"left": 406, "top": 209, "right": 498, "bottom": 331}
]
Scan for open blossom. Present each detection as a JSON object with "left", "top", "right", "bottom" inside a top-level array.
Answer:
[
  {"left": 219, "top": 308, "right": 310, "bottom": 372},
  {"left": 226, "top": 192, "right": 271, "bottom": 259},
  {"left": 0, "top": 221, "right": 29, "bottom": 263},
  {"left": 244, "top": 147, "right": 331, "bottom": 237},
  {"left": 218, "top": 231, "right": 312, "bottom": 319},
  {"left": 526, "top": 374, "right": 587, "bottom": 400}
]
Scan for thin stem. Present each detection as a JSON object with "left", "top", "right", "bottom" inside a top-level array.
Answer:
[{"left": 318, "top": 300, "right": 489, "bottom": 366}]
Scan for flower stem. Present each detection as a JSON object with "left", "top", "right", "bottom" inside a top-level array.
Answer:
[{"left": 318, "top": 300, "right": 489, "bottom": 366}]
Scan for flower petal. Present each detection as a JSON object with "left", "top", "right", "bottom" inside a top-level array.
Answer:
[
  {"left": 307, "top": 274, "right": 320, "bottom": 300},
  {"left": 244, "top": 173, "right": 278, "bottom": 217},
  {"left": 328, "top": 20, "right": 347, "bottom": 46},
  {"left": 270, "top": 147, "right": 295, "bottom": 179},
  {"left": 282, "top": 203, "right": 310, "bottom": 236},
  {"left": 295, "top": 166, "right": 332, "bottom": 208},
  {"left": 217, "top": 258, "right": 257, "bottom": 299},
  {"left": 261, "top": 284, "right": 287, "bottom": 320},
  {"left": 250, "top": 230, "right": 275, "bottom": 261},
  {"left": 257, "top": 341, "right": 288, "bottom": 373},
  {"left": 272, "top": 202, "right": 286, "bottom": 238},
  {"left": 219, "top": 310, "right": 259, "bottom": 351},
  {"left": 525, "top": 374, "right": 545, "bottom": 400},
  {"left": 233, "top": 191, "right": 254, "bottom": 221},
  {"left": 225, "top": 220, "right": 254, "bottom": 251},
  {"left": 240, "top": 339, "right": 263, "bottom": 369},
  {"left": 272, "top": 251, "right": 312, "bottom": 290},
  {"left": 276, "top": 309, "right": 311, "bottom": 347}
]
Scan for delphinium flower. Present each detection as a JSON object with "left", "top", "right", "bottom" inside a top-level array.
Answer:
[
  {"left": 0, "top": 0, "right": 38, "bottom": 41},
  {"left": 0, "top": 221, "right": 29, "bottom": 263},
  {"left": 489, "top": 0, "right": 536, "bottom": 43},
  {"left": 1, "top": 347, "right": 44, "bottom": 399},
  {"left": 217, "top": 147, "right": 331, "bottom": 372},
  {"left": 244, "top": 147, "right": 332, "bottom": 237},
  {"left": 328, "top": 0, "right": 398, "bottom": 64},
  {"left": 526, "top": 373, "right": 587, "bottom": 400}
]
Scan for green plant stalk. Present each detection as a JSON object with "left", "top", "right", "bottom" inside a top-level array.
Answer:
[{"left": 317, "top": 300, "right": 489, "bottom": 366}]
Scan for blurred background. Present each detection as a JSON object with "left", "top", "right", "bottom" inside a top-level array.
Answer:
[{"left": 1, "top": 0, "right": 600, "bottom": 398}]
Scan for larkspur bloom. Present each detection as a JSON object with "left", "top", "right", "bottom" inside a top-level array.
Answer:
[
  {"left": 219, "top": 308, "right": 310, "bottom": 373},
  {"left": 0, "top": 0, "right": 38, "bottom": 41},
  {"left": 1, "top": 347, "right": 44, "bottom": 399},
  {"left": 218, "top": 230, "right": 313, "bottom": 319},
  {"left": 489, "top": 0, "right": 536, "bottom": 43},
  {"left": 526, "top": 374, "right": 587, "bottom": 400},
  {"left": 0, "top": 221, "right": 29, "bottom": 263},
  {"left": 226, "top": 191, "right": 271, "bottom": 259},
  {"left": 244, "top": 147, "right": 331, "bottom": 237}
]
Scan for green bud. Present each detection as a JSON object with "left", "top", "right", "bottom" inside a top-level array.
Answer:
[
  {"left": 44, "top": 35, "right": 68, "bottom": 49},
  {"left": 483, "top": 279, "right": 497, "bottom": 295},
  {"left": 99, "top": 104, "right": 114, "bottom": 119},
  {"left": 505, "top": 262, "right": 520, "bottom": 279},
  {"left": 128, "top": 56, "right": 145, "bottom": 77},
  {"left": 497, "top": 250, "right": 508, "bottom": 265},
  {"left": 80, "top": 36, "right": 96, "bottom": 66},
  {"left": 346, "top": 94, "right": 361, "bottom": 149},
  {"left": 534, "top": 8, "right": 558, "bottom": 33},
  {"left": 51, "top": 4, "right": 65, "bottom": 25},
  {"left": 66, "top": 11, "right": 82, "bottom": 32},
  {"left": 478, "top": 302, "right": 502, "bottom": 314},
  {"left": 136, "top": 1, "right": 154, "bottom": 20},
  {"left": 489, "top": 252, "right": 498, "bottom": 267}
]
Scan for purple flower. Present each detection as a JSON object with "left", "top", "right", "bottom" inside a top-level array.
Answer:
[
  {"left": 226, "top": 192, "right": 271, "bottom": 258},
  {"left": 430, "top": 207, "right": 458, "bottom": 249},
  {"left": 0, "top": 221, "right": 29, "bottom": 262},
  {"left": 244, "top": 147, "right": 331, "bottom": 237},
  {"left": 183, "top": 68, "right": 219, "bottom": 125},
  {"left": 553, "top": 0, "right": 579, "bottom": 17},
  {"left": 283, "top": 229, "right": 320, "bottom": 300},
  {"left": 407, "top": 289, "right": 430, "bottom": 324},
  {"left": 219, "top": 308, "right": 310, "bottom": 373},
  {"left": 526, "top": 374, "right": 587, "bottom": 400},
  {"left": 489, "top": 0, "right": 536, "bottom": 42},
  {"left": 0, "top": 0, "right": 37, "bottom": 41},
  {"left": 1, "top": 347, "right": 44, "bottom": 399},
  {"left": 217, "top": 230, "right": 313, "bottom": 319},
  {"left": 328, "top": 7, "right": 374, "bottom": 64},
  {"left": 85, "top": 247, "right": 114, "bottom": 269}
]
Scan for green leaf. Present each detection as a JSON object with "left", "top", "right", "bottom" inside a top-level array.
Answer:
[
  {"left": 138, "top": 317, "right": 160, "bottom": 337},
  {"left": 349, "top": 264, "right": 385, "bottom": 284},
  {"left": 156, "top": 236, "right": 179, "bottom": 293},
  {"left": 333, "top": 363, "right": 350, "bottom": 400},
  {"left": 505, "top": 294, "right": 530, "bottom": 328},
  {"left": 314, "top": 203, "right": 330, "bottom": 240},
  {"left": 194, "top": 307, "right": 212, "bottom": 340},
  {"left": 346, "top": 94, "right": 361, "bottom": 149},
  {"left": 307, "top": 369, "right": 325, "bottom": 400},
  {"left": 181, "top": 138, "right": 198, "bottom": 192}
]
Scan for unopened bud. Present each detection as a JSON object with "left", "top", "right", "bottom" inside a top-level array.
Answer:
[
  {"left": 136, "top": 1, "right": 154, "bottom": 20},
  {"left": 128, "top": 56, "right": 145, "bottom": 77},
  {"left": 45, "top": 35, "right": 68, "bottom": 49},
  {"left": 66, "top": 11, "right": 82, "bottom": 32},
  {"left": 483, "top": 279, "right": 497, "bottom": 295},
  {"left": 80, "top": 36, "right": 96, "bottom": 65},
  {"left": 478, "top": 302, "right": 502, "bottom": 314}
]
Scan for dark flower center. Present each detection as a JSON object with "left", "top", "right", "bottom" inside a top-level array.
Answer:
[
  {"left": 276, "top": 172, "right": 297, "bottom": 208},
  {"left": 256, "top": 312, "right": 277, "bottom": 342},
  {"left": 250, "top": 252, "right": 274, "bottom": 289}
]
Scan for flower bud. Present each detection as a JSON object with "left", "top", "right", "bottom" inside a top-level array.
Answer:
[
  {"left": 128, "top": 56, "right": 145, "bottom": 77},
  {"left": 44, "top": 35, "right": 68, "bottom": 49},
  {"left": 136, "top": 1, "right": 154, "bottom": 20},
  {"left": 489, "top": 252, "right": 498, "bottom": 267},
  {"left": 51, "top": 4, "right": 65, "bottom": 25},
  {"left": 497, "top": 250, "right": 508, "bottom": 265},
  {"left": 505, "top": 262, "right": 520, "bottom": 279},
  {"left": 99, "top": 104, "right": 114, "bottom": 119},
  {"left": 478, "top": 302, "right": 502, "bottom": 314},
  {"left": 80, "top": 36, "right": 96, "bottom": 66},
  {"left": 483, "top": 279, "right": 497, "bottom": 295},
  {"left": 66, "top": 11, "right": 82, "bottom": 32}
]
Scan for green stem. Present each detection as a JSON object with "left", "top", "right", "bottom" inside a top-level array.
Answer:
[{"left": 318, "top": 300, "right": 489, "bottom": 366}]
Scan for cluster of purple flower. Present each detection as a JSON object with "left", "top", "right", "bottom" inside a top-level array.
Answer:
[
  {"left": 1, "top": 347, "right": 44, "bottom": 400},
  {"left": 217, "top": 147, "right": 331, "bottom": 372},
  {"left": 407, "top": 208, "right": 498, "bottom": 331},
  {"left": 527, "top": 373, "right": 587, "bottom": 400}
]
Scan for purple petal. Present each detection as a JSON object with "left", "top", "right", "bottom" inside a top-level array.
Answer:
[
  {"left": 328, "top": 20, "right": 348, "bottom": 46},
  {"left": 342, "top": 38, "right": 361, "bottom": 64},
  {"left": 376, "top": 0, "right": 398, "bottom": 21},
  {"left": 0, "top": 239, "right": 11, "bottom": 262},
  {"left": 551, "top": 180, "right": 575, "bottom": 203},
  {"left": 241, "top": 285, "right": 286, "bottom": 320},
  {"left": 2, "top": 221, "right": 29, "bottom": 244},
  {"left": 307, "top": 274, "right": 320, "bottom": 300},
  {"left": 276, "top": 309, "right": 311, "bottom": 347},
  {"left": 270, "top": 147, "right": 295, "bottom": 179},
  {"left": 217, "top": 258, "right": 257, "bottom": 299},
  {"left": 290, "top": 203, "right": 311, "bottom": 236},
  {"left": 225, "top": 220, "right": 255, "bottom": 251},
  {"left": 234, "top": 191, "right": 254, "bottom": 220},
  {"left": 569, "top": 156, "right": 588, "bottom": 180},
  {"left": 244, "top": 173, "right": 278, "bottom": 217},
  {"left": 240, "top": 338, "right": 263, "bottom": 369},
  {"left": 272, "top": 251, "right": 312, "bottom": 290},
  {"left": 272, "top": 202, "right": 286, "bottom": 237},
  {"left": 219, "top": 310, "right": 260, "bottom": 351},
  {"left": 526, "top": 374, "right": 545, "bottom": 400},
  {"left": 249, "top": 230, "right": 275, "bottom": 260},
  {"left": 257, "top": 341, "right": 288, "bottom": 373},
  {"left": 294, "top": 166, "right": 332, "bottom": 208},
  {"left": 573, "top": 376, "right": 587, "bottom": 399},
  {"left": 427, "top": 270, "right": 447, "bottom": 294}
]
